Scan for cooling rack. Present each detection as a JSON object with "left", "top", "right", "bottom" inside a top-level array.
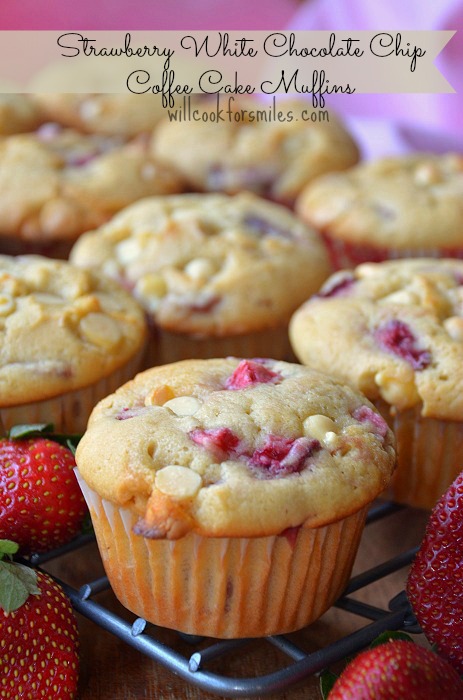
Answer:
[{"left": 26, "top": 500, "right": 422, "bottom": 699}]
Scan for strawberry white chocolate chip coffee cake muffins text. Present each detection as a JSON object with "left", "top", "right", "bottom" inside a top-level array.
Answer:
[
  {"left": 70, "top": 192, "right": 332, "bottom": 365},
  {"left": 75, "top": 357, "right": 396, "bottom": 638},
  {"left": 0, "top": 123, "right": 182, "bottom": 257},
  {"left": 0, "top": 255, "right": 146, "bottom": 433},
  {"left": 296, "top": 153, "right": 463, "bottom": 269},
  {"left": 290, "top": 258, "right": 463, "bottom": 509},
  {"left": 151, "top": 98, "right": 359, "bottom": 205}
]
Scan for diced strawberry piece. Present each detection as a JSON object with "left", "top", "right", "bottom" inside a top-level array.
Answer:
[
  {"left": 243, "top": 215, "right": 293, "bottom": 240},
  {"left": 316, "top": 273, "right": 355, "bottom": 298},
  {"left": 353, "top": 405, "right": 389, "bottom": 439},
  {"left": 189, "top": 427, "right": 241, "bottom": 457},
  {"left": 375, "top": 319, "right": 431, "bottom": 370},
  {"left": 251, "top": 435, "right": 320, "bottom": 477},
  {"left": 225, "top": 359, "right": 280, "bottom": 390},
  {"left": 115, "top": 406, "right": 146, "bottom": 420},
  {"left": 188, "top": 295, "right": 220, "bottom": 313}
]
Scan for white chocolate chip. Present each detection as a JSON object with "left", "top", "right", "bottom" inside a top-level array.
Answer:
[
  {"left": 304, "top": 414, "right": 337, "bottom": 444},
  {"left": 80, "top": 98, "right": 102, "bottom": 120},
  {"left": 184, "top": 258, "right": 215, "bottom": 281},
  {"left": 117, "top": 238, "right": 142, "bottom": 264},
  {"left": 356, "top": 263, "right": 379, "bottom": 278},
  {"left": 164, "top": 395, "right": 202, "bottom": 416},
  {"left": 141, "top": 163, "right": 157, "bottom": 181},
  {"left": 414, "top": 162, "right": 442, "bottom": 186},
  {"left": 145, "top": 384, "right": 175, "bottom": 406},
  {"left": 444, "top": 316, "right": 463, "bottom": 342},
  {"left": 323, "top": 431, "right": 339, "bottom": 447},
  {"left": 79, "top": 312, "right": 122, "bottom": 349},
  {"left": 383, "top": 290, "right": 419, "bottom": 306},
  {"left": 155, "top": 465, "right": 202, "bottom": 499},
  {"left": 0, "top": 293, "right": 15, "bottom": 316},
  {"left": 375, "top": 368, "right": 420, "bottom": 410},
  {"left": 102, "top": 260, "right": 122, "bottom": 279},
  {"left": 135, "top": 273, "right": 167, "bottom": 299},
  {"left": 32, "top": 293, "right": 64, "bottom": 305}
]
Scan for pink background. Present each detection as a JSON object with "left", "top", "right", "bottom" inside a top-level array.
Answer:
[{"left": 1, "top": 0, "right": 461, "bottom": 152}]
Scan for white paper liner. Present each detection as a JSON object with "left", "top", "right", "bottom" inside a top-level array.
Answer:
[
  {"left": 77, "top": 473, "right": 368, "bottom": 638},
  {"left": 143, "top": 325, "right": 296, "bottom": 370},
  {"left": 375, "top": 399, "right": 463, "bottom": 510},
  {"left": 323, "top": 232, "right": 457, "bottom": 271}
]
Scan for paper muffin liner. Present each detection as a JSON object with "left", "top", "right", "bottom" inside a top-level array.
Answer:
[
  {"left": 374, "top": 399, "right": 463, "bottom": 510},
  {"left": 77, "top": 475, "right": 368, "bottom": 639},
  {"left": 321, "top": 233, "right": 463, "bottom": 270},
  {"left": 0, "top": 347, "right": 145, "bottom": 435},
  {"left": 143, "top": 324, "right": 296, "bottom": 370}
]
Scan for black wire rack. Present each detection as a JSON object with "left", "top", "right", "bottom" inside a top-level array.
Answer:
[{"left": 25, "top": 500, "right": 423, "bottom": 699}]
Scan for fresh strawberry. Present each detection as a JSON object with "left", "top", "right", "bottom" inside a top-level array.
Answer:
[
  {"left": 0, "top": 539, "right": 79, "bottom": 699},
  {"left": 407, "top": 470, "right": 463, "bottom": 673},
  {"left": 327, "top": 640, "right": 463, "bottom": 699},
  {"left": 0, "top": 437, "right": 87, "bottom": 554}
]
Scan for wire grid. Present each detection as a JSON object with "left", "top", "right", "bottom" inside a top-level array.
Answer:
[{"left": 27, "top": 500, "right": 421, "bottom": 698}]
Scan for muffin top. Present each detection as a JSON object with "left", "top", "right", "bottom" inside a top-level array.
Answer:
[
  {"left": 33, "top": 93, "right": 166, "bottom": 138},
  {"left": 290, "top": 259, "right": 463, "bottom": 419},
  {"left": 151, "top": 99, "right": 359, "bottom": 204},
  {"left": 0, "top": 255, "right": 146, "bottom": 405},
  {"left": 76, "top": 358, "right": 396, "bottom": 539},
  {"left": 0, "top": 94, "right": 44, "bottom": 135},
  {"left": 70, "top": 192, "right": 332, "bottom": 336},
  {"left": 296, "top": 153, "right": 463, "bottom": 250},
  {"left": 0, "top": 123, "right": 182, "bottom": 243}
]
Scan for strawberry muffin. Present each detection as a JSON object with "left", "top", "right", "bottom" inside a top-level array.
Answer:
[
  {"left": 290, "top": 258, "right": 463, "bottom": 509},
  {"left": 0, "top": 94, "right": 44, "bottom": 135},
  {"left": 296, "top": 153, "right": 463, "bottom": 269},
  {"left": 75, "top": 357, "right": 396, "bottom": 638},
  {"left": 70, "top": 192, "right": 332, "bottom": 366},
  {"left": 0, "top": 254, "right": 146, "bottom": 433},
  {"left": 33, "top": 93, "right": 165, "bottom": 139},
  {"left": 0, "top": 122, "right": 182, "bottom": 258},
  {"left": 151, "top": 98, "right": 359, "bottom": 205}
]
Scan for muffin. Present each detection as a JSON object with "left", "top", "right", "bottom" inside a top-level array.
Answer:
[
  {"left": 0, "top": 123, "right": 182, "bottom": 258},
  {"left": 0, "top": 94, "right": 44, "bottom": 135},
  {"left": 0, "top": 254, "right": 147, "bottom": 433},
  {"left": 290, "top": 258, "right": 463, "bottom": 509},
  {"left": 151, "top": 98, "right": 359, "bottom": 205},
  {"left": 33, "top": 93, "right": 165, "bottom": 139},
  {"left": 296, "top": 153, "right": 463, "bottom": 269},
  {"left": 75, "top": 357, "right": 396, "bottom": 638},
  {"left": 70, "top": 192, "right": 332, "bottom": 366}
]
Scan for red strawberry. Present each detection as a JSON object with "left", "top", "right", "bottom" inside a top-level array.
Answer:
[
  {"left": 0, "top": 437, "right": 87, "bottom": 554},
  {"left": 0, "top": 540, "right": 79, "bottom": 699},
  {"left": 328, "top": 640, "right": 463, "bottom": 699},
  {"left": 407, "top": 470, "right": 463, "bottom": 673}
]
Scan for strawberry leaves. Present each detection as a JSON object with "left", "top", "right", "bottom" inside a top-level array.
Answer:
[
  {"left": 6, "top": 422, "right": 82, "bottom": 454},
  {"left": 0, "top": 540, "right": 40, "bottom": 613}
]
